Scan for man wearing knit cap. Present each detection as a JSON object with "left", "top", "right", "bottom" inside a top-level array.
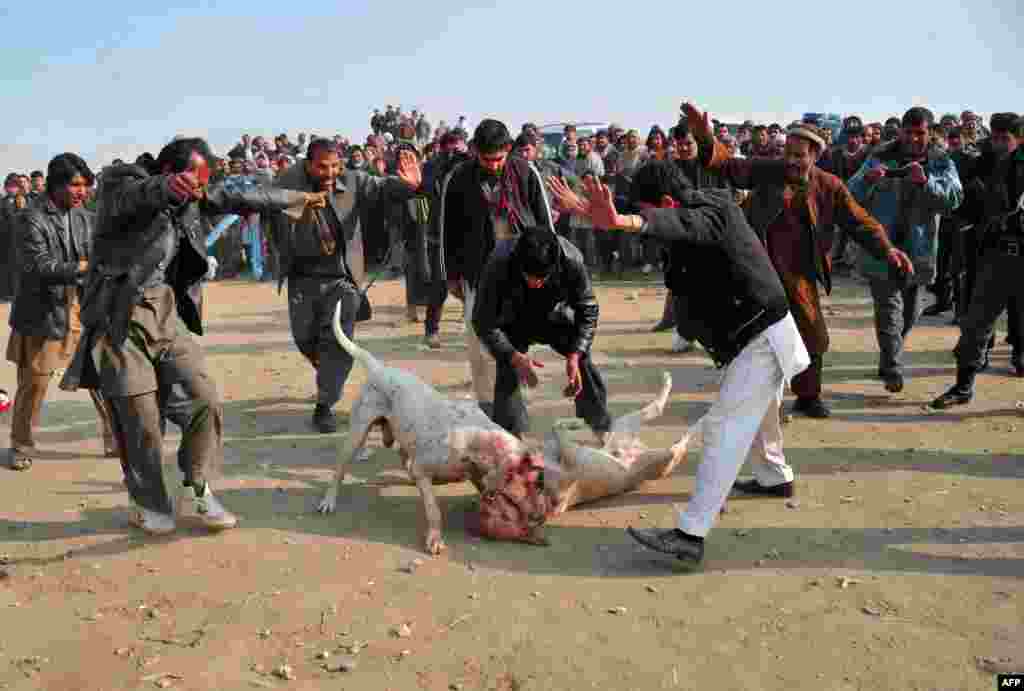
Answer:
[{"left": 681, "top": 103, "right": 913, "bottom": 420}]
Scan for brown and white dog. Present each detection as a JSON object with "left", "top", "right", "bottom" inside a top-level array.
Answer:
[
  {"left": 319, "top": 303, "right": 702, "bottom": 553},
  {"left": 472, "top": 373, "right": 705, "bottom": 543},
  {"left": 318, "top": 303, "right": 550, "bottom": 555}
]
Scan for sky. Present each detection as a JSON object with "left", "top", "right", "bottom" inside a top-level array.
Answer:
[{"left": 1, "top": 0, "right": 1022, "bottom": 172}]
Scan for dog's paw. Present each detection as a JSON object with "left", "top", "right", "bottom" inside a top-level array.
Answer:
[
  {"left": 317, "top": 493, "right": 338, "bottom": 514},
  {"left": 424, "top": 530, "right": 447, "bottom": 556}
]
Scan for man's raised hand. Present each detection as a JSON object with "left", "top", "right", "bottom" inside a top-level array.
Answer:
[
  {"left": 397, "top": 150, "right": 422, "bottom": 189},
  {"left": 681, "top": 101, "right": 713, "bottom": 141},
  {"left": 547, "top": 176, "right": 589, "bottom": 216},
  {"left": 581, "top": 176, "right": 621, "bottom": 230}
]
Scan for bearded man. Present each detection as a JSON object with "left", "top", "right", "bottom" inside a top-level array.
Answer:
[
  {"left": 682, "top": 103, "right": 913, "bottom": 418},
  {"left": 272, "top": 138, "right": 422, "bottom": 433}
]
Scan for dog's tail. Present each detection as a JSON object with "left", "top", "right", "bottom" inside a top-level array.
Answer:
[{"left": 332, "top": 301, "right": 383, "bottom": 376}]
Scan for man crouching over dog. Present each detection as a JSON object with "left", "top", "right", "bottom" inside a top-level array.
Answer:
[{"left": 471, "top": 226, "right": 612, "bottom": 442}]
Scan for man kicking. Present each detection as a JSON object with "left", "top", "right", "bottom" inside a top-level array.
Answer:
[{"left": 549, "top": 157, "right": 809, "bottom": 566}]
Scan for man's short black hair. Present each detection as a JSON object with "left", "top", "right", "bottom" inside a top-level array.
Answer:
[
  {"left": 990, "top": 112, "right": 1022, "bottom": 134},
  {"left": 514, "top": 133, "right": 537, "bottom": 150},
  {"left": 670, "top": 121, "right": 691, "bottom": 141},
  {"left": 902, "top": 107, "right": 935, "bottom": 129},
  {"left": 513, "top": 226, "right": 560, "bottom": 277},
  {"left": 30, "top": 170, "right": 44, "bottom": 179},
  {"left": 629, "top": 160, "right": 692, "bottom": 207},
  {"left": 135, "top": 152, "right": 157, "bottom": 174},
  {"left": 440, "top": 130, "right": 465, "bottom": 148},
  {"left": 472, "top": 119, "right": 512, "bottom": 154},
  {"left": 46, "top": 153, "right": 94, "bottom": 189},
  {"left": 306, "top": 137, "right": 338, "bottom": 160},
  {"left": 155, "top": 137, "right": 217, "bottom": 174}
]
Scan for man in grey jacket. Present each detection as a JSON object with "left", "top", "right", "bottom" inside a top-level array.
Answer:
[
  {"left": 61, "top": 137, "right": 322, "bottom": 535},
  {"left": 271, "top": 138, "right": 422, "bottom": 433}
]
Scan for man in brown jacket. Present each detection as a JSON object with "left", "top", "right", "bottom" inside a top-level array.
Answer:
[{"left": 682, "top": 103, "right": 913, "bottom": 419}]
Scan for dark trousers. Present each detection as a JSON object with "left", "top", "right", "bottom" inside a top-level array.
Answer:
[
  {"left": 287, "top": 277, "right": 357, "bottom": 409},
  {"left": 108, "top": 332, "right": 222, "bottom": 515},
  {"left": 929, "top": 222, "right": 957, "bottom": 306},
  {"left": 492, "top": 326, "right": 611, "bottom": 438},
  {"left": 791, "top": 353, "right": 824, "bottom": 400},
  {"left": 955, "top": 248, "right": 1024, "bottom": 370},
  {"left": 954, "top": 226, "right": 981, "bottom": 321},
  {"left": 425, "top": 303, "right": 444, "bottom": 337},
  {"left": 1008, "top": 297, "right": 1020, "bottom": 348},
  {"left": 423, "top": 240, "right": 447, "bottom": 337}
]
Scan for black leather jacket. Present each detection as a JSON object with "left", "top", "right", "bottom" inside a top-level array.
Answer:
[
  {"left": 472, "top": 235, "right": 598, "bottom": 363},
  {"left": 9, "top": 198, "right": 93, "bottom": 340},
  {"left": 0, "top": 195, "right": 21, "bottom": 300},
  {"left": 440, "top": 156, "right": 554, "bottom": 287},
  {"left": 645, "top": 191, "right": 790, "bottom": 367}
]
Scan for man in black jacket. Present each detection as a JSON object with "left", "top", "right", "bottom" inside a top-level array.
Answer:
[
  {"left": 61, "top": 137, "right": 321, "bottom": 535},
  {"left": 441, "top": 120, "right": 554, "bottom": 416},
  {"left": 0, "top": 173, "right": 23, "bottom": 301},
  {"left": 931, "top": 114, "right": 1024, "bottom": 409},
  {"left": 472, "top": 226, "right": 610, "bottom": 439},
  {"left": 548, "top": 162, "right": 810, "bottom": 566},
  {"left": 5, "top": 154, "right": 115, "bottom": 470}
]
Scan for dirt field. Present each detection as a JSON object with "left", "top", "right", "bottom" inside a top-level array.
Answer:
[{"left": 0, "top": 274, "right": 1021, "bottom": 691}]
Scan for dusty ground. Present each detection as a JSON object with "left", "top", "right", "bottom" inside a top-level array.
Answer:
[{"left": 0, "top": 274, "right": 1021, "bottom": 691}]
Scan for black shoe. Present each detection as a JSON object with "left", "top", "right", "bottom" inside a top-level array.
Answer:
[
  {"left": 312, "top": 404, "right": 338, "bottom": 433},
  {"left": 929, "top": 385, "right": 973, "bottom": 410},
  {"left": 732, "top": 479, "right": 794, "bottom": 498},
  {"left": 626, "top": 527, "right": 704, "bottom": 565},
  {"left": 883, "top": 371, "right": 904, "bottom": 393},
  {"left": 651, "top": 320, "right": 676, "bottom": 333},
  {"left": 793, "top": 397, "right": 831, "bottom": 418},
  {"left": 922, "top": 302, "right": 952, "bottom": 317}
]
